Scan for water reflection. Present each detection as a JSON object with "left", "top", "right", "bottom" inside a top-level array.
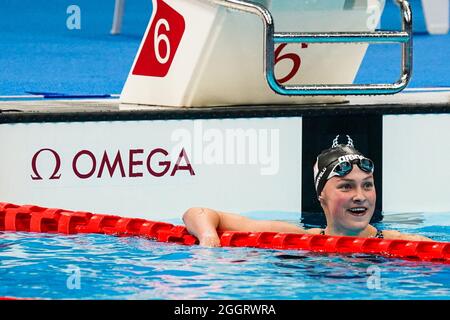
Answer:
[{"left": 0, "top": 226, "right": 449, "bottom": 299}]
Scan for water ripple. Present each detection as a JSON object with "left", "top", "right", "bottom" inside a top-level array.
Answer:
[{"left": 0, "top": 226, "right": 449, "bottom": 299}]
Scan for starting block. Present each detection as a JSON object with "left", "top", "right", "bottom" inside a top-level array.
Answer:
[{"left": 120, "top": 0, "right": 413, "bottom": 107}]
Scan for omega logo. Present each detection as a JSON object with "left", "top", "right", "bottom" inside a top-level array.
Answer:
[
  {"left": 31, "top": 148, "right": 62, "bottom": 180},
  {"left": 30, "top": 147, "right": 195, "bottom": 180}
]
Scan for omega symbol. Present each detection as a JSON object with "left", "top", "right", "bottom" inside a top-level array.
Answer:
[{"left": 31, "top": 148, "right": 62, "bottom": 180}]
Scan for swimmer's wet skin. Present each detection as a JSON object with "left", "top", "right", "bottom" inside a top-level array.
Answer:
[{"left": 183, "top": 139, "right": 433, "bottom": 246}]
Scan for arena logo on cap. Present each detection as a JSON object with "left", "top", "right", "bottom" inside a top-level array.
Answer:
[{"left": 338, "top": 154, "right": 365, "bottom": 163}]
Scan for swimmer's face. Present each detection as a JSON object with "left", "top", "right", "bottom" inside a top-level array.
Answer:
[{"left": 319, "top": 165, "right": 376, "bottom": 234}]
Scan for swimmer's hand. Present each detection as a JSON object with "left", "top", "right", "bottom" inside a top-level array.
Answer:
[
  {"left": 183, "top": 207, "right": 222, "bottom": 247},
  {"left": 198, "top": 234, "right": 221, "bottom": 247}
]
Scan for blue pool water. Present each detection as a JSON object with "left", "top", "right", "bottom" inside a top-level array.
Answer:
[{"left": 0, "top": 212, "right": 449, "bottom": 300}]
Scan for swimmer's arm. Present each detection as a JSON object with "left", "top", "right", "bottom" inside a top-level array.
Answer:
[
  {"left": 383, "top": 230, "right": 433, "bottom": 242},
  {"left": 182, "top": 207, "right": 308, "bottom": 247}
]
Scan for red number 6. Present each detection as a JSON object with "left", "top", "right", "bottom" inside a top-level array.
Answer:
[{"left": 274, "top": 43, "right": 308, "bottom": 84}]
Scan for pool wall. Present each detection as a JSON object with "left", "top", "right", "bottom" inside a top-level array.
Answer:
[{"left": 1, "top": 105, "right": 450, "bottom": 222}]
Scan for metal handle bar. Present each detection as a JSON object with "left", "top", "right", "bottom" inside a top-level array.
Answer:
[{"left": 206, "top": 0, "right": 413, "bottom": 95}]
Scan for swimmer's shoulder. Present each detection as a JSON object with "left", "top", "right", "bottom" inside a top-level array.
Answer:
[{"left": 382, "top": 229, "right": 433, "bottom": 241}]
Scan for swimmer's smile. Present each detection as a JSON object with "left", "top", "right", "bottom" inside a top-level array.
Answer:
[{"left": 347, "top": 207, "right": 368, "bottom": 216}]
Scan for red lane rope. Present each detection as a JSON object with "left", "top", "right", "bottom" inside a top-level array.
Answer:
[{"left": 1, "top": 202, "right": 449, "bottom": 264}]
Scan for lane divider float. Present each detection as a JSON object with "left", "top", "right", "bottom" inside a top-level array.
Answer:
[{"left": 0, "top": 202, "right": 449, "bottom": 264}]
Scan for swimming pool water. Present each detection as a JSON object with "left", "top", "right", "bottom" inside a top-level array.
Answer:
[{"left": 0, "top": 212, "right": 449, "bottom": 300}]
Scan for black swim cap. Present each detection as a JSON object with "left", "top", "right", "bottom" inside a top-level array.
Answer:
[{"left": 313, "top": 144, "right": 372, "bottom": 197}]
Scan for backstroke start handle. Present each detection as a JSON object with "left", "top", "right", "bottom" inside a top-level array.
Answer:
[{"left": 207, "top": 0, "right": 413, "bottom": 96}]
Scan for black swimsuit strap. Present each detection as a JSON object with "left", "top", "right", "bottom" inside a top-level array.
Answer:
[{"left": 375, "top": 229, "right": 384, "bottom": 239}]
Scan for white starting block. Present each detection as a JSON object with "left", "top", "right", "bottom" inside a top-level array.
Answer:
[{"left": 120, "top": 0, "right": 413, "bottom": 107}]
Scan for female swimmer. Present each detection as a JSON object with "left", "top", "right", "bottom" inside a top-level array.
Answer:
[{"left": 183, "top": 140, "right": 432, "bottom": 246}]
